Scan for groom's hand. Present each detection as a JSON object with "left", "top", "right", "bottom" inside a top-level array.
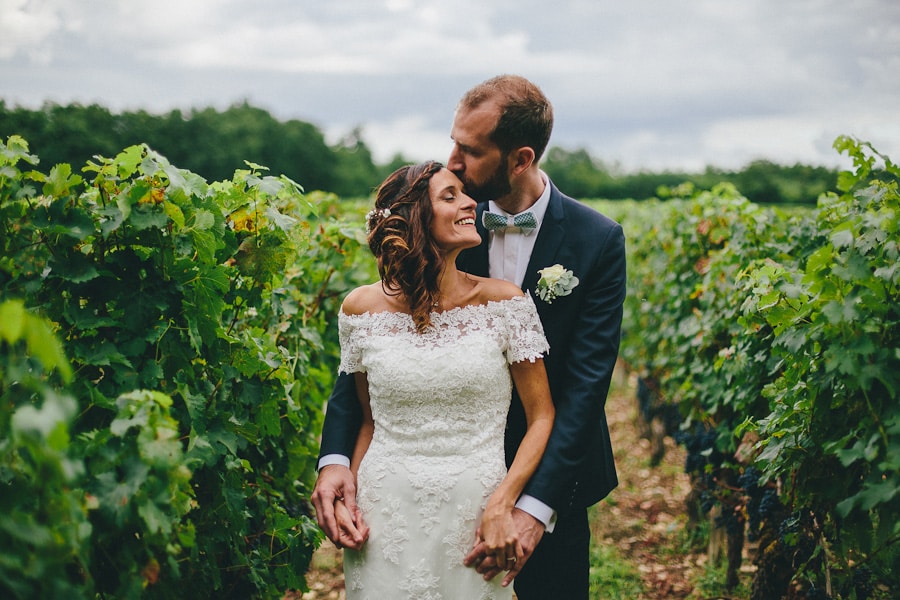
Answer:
[
  {"left": 464, "top": 508, "right": 545, "bottom": 586},
  {"left": 311, "top": 464, "right": 367, "bottom": 549}
]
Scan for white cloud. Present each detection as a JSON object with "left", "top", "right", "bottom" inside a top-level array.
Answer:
[
  {"left": 332, "top": 114, "right": 453, "bottom": 164},
  {"left": 1, "top": 0, "right": 899, "bottom": 171},
  {"left": 0, "top": 0, "right": 61, "bottom": 61}
]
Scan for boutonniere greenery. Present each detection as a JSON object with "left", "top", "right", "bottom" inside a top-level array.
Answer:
[{"left": 536, "top": 264, "right": 579, "bottom": 303}]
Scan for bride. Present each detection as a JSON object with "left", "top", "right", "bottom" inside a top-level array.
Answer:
[{"left": 330, "top": 161, "right": 555, "bottom": 598}]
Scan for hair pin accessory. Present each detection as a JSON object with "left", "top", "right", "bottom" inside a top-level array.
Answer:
[{"left": 365, "top": 207, "right": 391, "bottom": 233}]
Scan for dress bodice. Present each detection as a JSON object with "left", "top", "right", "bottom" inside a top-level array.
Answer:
[{"left": 339, "top": 294, "right": 548, "bottom": 460}]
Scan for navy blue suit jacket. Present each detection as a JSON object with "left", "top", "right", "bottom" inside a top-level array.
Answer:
[{"left": 319, "top": 179, "right": 626, "bottom": 512}]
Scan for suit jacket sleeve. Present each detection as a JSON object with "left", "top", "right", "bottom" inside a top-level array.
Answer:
[{"left": 317, "top": 371, "right": 362, "bottom": 461}]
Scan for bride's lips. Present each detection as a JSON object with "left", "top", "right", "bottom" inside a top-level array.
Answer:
[{"left": 455, "top": 217, "right": 475, "bottom": 226}]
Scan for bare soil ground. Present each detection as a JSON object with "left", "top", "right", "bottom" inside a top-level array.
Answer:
[
  {"left": 291, "top": 365, "right": 748, "bottom": 599},
  {"left": 592, "top": 367, "right": 698, "bottom": 599}
]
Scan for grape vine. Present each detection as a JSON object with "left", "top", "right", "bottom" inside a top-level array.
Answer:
[
  {"left": 598, "top": 136, "right": 900, "bottom": 598},
  {"left": 1, "top": 136, "right": 376, "bottom": 598}
]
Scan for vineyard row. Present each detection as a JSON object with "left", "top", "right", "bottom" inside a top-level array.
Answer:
[{"left": 597, "top": 136, "right": 899, "bottom": 599}]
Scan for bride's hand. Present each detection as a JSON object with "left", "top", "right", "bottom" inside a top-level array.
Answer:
[
  {"left": 475, "top": 499, "right": 521, "bottom": 575},
  {"left": 334, "top": 498, "right": 370, "bottom": 551}
]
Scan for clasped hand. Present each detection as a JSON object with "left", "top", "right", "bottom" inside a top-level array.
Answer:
[
  {"left": 464, "top": 506, "right": 544, "bottom": 588},
  {"left": 311, "top": 465, "right": 369, "bottom": 550}
]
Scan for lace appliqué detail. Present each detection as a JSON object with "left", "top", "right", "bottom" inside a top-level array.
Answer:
[
  {"left": 398, "top": 558, "right": 442, "bottom": 599},
  {"left": 380, "top": 495, "right": 410, "bottom": 565},
  {"left": 443, "top": 498, "right": 477, "bottom": 563},
  {"left": 412, "top": 468, "right": 458, "bottom": 535}
]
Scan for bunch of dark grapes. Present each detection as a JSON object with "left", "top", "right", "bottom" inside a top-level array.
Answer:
[
  {"left": 739, "top": 466, "right": 764, "bottom": 540},
  {"left": 778, "top": 511, "right": 801, "bottom": 544},
  {"left": 675, "top": 425, "right": 720, "bottom": 474},
  {"left": 758, "top": 489, "right": 780, "bottom": 519},
  {"left": 852, "top": 565, "right": 874, "bottom": 600},
  {"left": 747, "top": 487, "right": 782, "bottom": 542},
  {"left": 676, "top": 426, "right": 728, "bottom": 519},
  {"left": 779, "top": 511, "right": 816, "bottom": 566},
  {"left": 693, "top": 470, "right": 720, "bottom": 514},
  {"left": 805, "top": 584, "right": 832, "bottom": 600},
  {"left": 746, "top": 506, "right": 761, "bottom": 540},
  {"left": 738, "top": 465, "right": 762, "bottom": 494},
  {"left": 714, "top": 506, "right": 744, "bottom": 536}
]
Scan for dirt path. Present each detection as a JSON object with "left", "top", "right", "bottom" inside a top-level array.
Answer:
[
  {"left": 593, "top": 367, "right": 697, "bottom": 599},
  {"left": 294, "top": 365, "right": 728, "bottom": 599}
]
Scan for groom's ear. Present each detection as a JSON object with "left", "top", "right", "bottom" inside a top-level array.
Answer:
[{"left": 508, "top": 146, "right": 535, "bottom": 176}]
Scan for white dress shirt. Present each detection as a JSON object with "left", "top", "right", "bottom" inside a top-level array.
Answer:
[
  {"left": 485, "top": 172, "right": 556, "bottom": 531},
  {"left": 486, "top": 173, "right": 552, "bottom": 287}
]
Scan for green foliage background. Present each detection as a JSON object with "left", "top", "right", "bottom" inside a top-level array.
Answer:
[
  {"left": 603, "top": 137, "right": 900, "bottom": 598},
  {"left": 0, "top": 136, "right": 375, "bottom": 598}
]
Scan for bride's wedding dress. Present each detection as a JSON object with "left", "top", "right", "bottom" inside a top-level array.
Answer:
[{"left": 338, "top": 294, "right": 548, "bottom": 599}]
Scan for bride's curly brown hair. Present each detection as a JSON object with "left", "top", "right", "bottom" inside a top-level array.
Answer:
[{"left": 366, "top": 161, "right": 445, "bottom": 333}]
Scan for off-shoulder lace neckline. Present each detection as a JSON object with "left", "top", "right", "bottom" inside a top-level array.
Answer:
[{"left": 341, "top": 293, "right": 531, "bottom": 321}]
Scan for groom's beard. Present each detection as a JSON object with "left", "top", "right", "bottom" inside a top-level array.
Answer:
[{"left": 462, "top": 161, "right": 511, "bottom": 203}]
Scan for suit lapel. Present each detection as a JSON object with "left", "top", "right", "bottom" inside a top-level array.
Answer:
[{"left": 522, "top": 183, "right": 566, "bottom": 293}]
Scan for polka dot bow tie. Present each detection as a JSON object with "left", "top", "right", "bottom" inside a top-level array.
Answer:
[{"left": 482, "top": 210, "right": 538, "bottom": 234}]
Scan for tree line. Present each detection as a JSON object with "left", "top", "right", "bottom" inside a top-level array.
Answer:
[{"left": 1, "top": 100, "right": 837, "bottom": 203}]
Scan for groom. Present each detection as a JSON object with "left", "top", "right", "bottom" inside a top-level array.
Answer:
[{"left": 312, "top": 74, "right": 626, "bottom": 599}]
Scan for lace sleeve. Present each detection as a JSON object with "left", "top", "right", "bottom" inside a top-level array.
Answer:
[
  {"left": 338, "top": 311, "right": 365, "bottom": 374},
  {"left": 503, "top": 294, "right": 550, "bottom": 364}
]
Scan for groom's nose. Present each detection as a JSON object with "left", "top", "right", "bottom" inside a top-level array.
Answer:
[{"left": 447, "top": 144, "right": 464, "bottom": 176}]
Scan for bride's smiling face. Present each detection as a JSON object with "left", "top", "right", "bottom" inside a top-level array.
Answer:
[{"left": 428, "top": 168, "right": 480, "bottom": 252}]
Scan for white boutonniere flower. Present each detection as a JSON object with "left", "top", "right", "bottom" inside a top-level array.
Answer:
[{"left": 536, "top": 264, "right": 579, "bottom": 303}]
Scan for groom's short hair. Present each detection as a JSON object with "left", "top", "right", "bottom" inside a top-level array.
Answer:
[{"left": 458, "top": 74, "right": 554, "bottom": 162}]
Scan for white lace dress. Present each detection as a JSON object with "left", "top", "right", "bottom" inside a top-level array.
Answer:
[{"left": 338, "top": 294, "right": 549, "bottom": 600}]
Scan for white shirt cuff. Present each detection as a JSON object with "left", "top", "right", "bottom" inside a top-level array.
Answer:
[
  {"left": 317, "top": 453, "right": 351, "bottom": 471},
  {"left": 515, "top": 494, "right": 557, "bottom": 533}
]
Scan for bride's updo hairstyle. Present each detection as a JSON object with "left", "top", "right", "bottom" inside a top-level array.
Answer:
[{"left": 366, "top": 161, "right": 445, "bottom": 333}]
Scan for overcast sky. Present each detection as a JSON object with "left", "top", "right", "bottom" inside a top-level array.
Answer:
[{"left": 2, "top": 0, "right": 898, "bottom": 172}]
